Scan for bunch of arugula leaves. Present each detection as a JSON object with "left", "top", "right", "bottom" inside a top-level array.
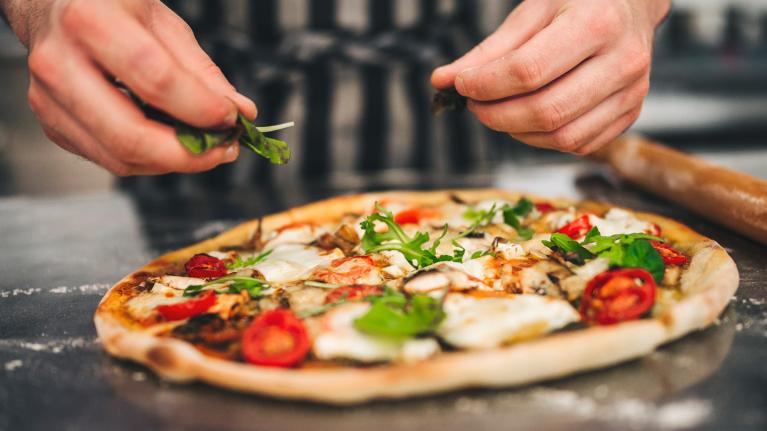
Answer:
[
  {"left": 354, "top": 288, "right": 445, "bottom": 337},
  {"left": 461, "top": 198, "right": 535, "bottom": 240},
  {"left": 360, "top": 205, "right": 465, "bottom": 268},
  {"left": 542, "top": 227, "right": 666, "bottom": 282},
  {"left": 117, "top": 83, "right": 292, "bottom": 164},
  {"left": 183, "top": 274, "right": 268, "bottom": 299}
]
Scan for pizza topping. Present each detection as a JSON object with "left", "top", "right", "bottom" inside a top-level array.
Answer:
[
  {"left": 394, "top": 208, "right": 440, "bottom": 225},
  {"left": 353, "top": 288, "right": 446, "bottom": 338},
  {"left": 265, "top": 223, "right": 325, "bottom": 248},
  {"left": 157, "top": 290, "right": 217, "bottom": 321},
  {"left": 185, "top": 254, "right": 228, "bottom": 279},
  {"left": 588, "top": 209, "right": 656, "bottom": 237},
  {"left": 437, "top": 293, "right": 579, "bottom": 349},
  {"left": 324, "top": 284, "right": 382, "bottom": 304},
  {"left": 251, "top": 244, "right": 344, "bottom": 283},
  {"left": 225, "top": 250, "right": 272, "bottom": 270},
  {"left": 535, "top": 202, "right": 555, "bottom": 213},
  {"left": 557, "top": 214, "right": 593, "bottom": 240},
  {"left": 311, "top": 255, "right": 382, "bottom": 285},
  {"left": 580, "top": 268, "right": 656, "bottom": 325},
  {"left": 241, "top": 309, "right": 311, "bottom": 367},
  {"left": 183, "top": 274, "right": 268, "bottom": 299},
  {"left": 650, "top": 241, "right": 689, "bottom": 266}
]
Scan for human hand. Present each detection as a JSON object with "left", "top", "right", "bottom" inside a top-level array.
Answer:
[
  {"left": 3, "top": 0, "right": 257, "bottom": 175},
  {"left": 431, "top": 0, "right": 670, "bottom": 155}
]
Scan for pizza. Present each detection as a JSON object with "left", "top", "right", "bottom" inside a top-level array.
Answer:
[{"left": 94, "top": 189, "right": 738, "bottom": 403}]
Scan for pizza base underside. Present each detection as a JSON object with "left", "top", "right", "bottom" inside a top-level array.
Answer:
[{"left": 94, "top": 189, "right": 739, "bottom": 404}]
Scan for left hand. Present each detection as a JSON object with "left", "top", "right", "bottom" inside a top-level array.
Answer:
[{"left": 431, "top": 0, "right": 670, "bottom": 155}]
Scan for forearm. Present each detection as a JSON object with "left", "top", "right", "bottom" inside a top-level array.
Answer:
[{"left": 0, "top": 0, "right": 51, "bottom": 48}]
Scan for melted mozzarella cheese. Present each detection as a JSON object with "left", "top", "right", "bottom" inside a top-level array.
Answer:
[
  {"left": 437, "top": 293, "right": 579, "bottom": 349},
  {"left": 125, "top": 284, "right": 185, "bottom": 320},
  {"left": 588, "top": 208, "right": 653, "bottom": 237},
  {"left": 313, "top": 303, "right": 402, "bottom": 362},
  {"left": 398, "top": 338, "right": 440, "bottom": 363},
  {"left": 495, "top": 241, "right": 526, "bottom": 260},
  {"left": 151, "top": 275, "right": 206, "bottom": 290},
  {"left": 560, "top": 258, "right": 610, "bottom": 300},
  {"left": 253, "top": 244, "right": 344, "bottom": 283},
  {"left": 264, "top": 224, "right": 327, "bottom": 248}
]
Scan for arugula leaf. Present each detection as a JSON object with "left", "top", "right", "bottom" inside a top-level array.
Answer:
[
  {"left": 431, "top": 88, "right": 467, "bottom": 116},
  {"left": 353, "top": 288, "right": 445, "bottom": 338},
  {"left": 116, "top": 82, "right": 292, "bottom": 164},
  {"left": 183, "top": 274, "right": 268, "bottom": 299},
  {"left": 360, "top": 205, "right": 462, "bottom": 268},
  {"left": 226, "top": 249, "right": 273, "bottom": 270},
  {"left": 502, "top": 198, "right": 535, "bottom": 240},
  {"left": 543, "top": 227, "right": 665, "bottom": 282}
]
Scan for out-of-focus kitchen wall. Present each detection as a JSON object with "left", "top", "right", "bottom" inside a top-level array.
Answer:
[{"left": 0, "top": 0, "right": 765, "bottom": 196}]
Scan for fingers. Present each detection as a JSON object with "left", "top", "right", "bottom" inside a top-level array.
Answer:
[
  {"left": 572, "top": 107, "right": 642, "bottom": 155},
  {"left": 455, "top": 11, "right": 613, "bottom": 101},
  {"left": 466, "top": 49, "right": 649, "bottom": 133},
  {"left": 28, "top": 39, "right": 239, "bottom": 175},
  {"left": 147, "top": 2, "right": 257, "bottom": 120},
  {"left": 58, "top": 0, "right": 237, "bottom": 129},
  {"left": 431, "top": 0, "right": 558, "bottom": 90},
  {"left": 510, "top": 78, "right": 649, "bottom": 153}
]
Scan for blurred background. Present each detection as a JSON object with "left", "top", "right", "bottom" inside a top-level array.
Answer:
[{"left": 0, "top": 0, "right": 765, "bottom": 197}]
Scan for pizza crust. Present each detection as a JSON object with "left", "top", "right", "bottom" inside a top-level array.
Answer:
[{"left": 94, "top": 189, "right": 738, "bottom": 404}]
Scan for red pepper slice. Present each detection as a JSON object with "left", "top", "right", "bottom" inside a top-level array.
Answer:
[
  {"left": 157, "top": 290, "right": 217, "bottom": 321},
  {"left": 580, "top": 268, "right": 656, "bottom": 325},
  {"left": 394, "top": 208, "right": 439, "bottom": 225},
  {"left": 324, "top": 284, "right": 383, "bottom": 304},
  {"left": 185, "top": 254, "right": 228, "bottom": 279},
  {"left": 535, "top": 202, "right": 555, "bottom": 213},
  {"left": 241, "top": 309, "right": 311, "bottom": 367},
  {"left": 557, "top": 214, "right": 593, "bottom": 239},
  {"left": 650, "top": 241, "right": 688, "bottom": 266}
]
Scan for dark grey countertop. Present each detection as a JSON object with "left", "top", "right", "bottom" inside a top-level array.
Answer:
[{"left": 1, "top": 161, "right": 765, "bottom": 431}]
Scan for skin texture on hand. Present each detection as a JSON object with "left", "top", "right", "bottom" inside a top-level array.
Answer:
[
  {"left": 432, "top": 0, "right": 671, "bottom": 155},
  {"left": 1, "top": 0, "right": 258, "bottom": 176}
]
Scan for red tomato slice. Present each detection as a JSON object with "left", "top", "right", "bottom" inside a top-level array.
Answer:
[
  {"left": 241, "top": 309, "right": 311, "bottom": 367},
  {"left": 580, "top": 268, "right": 656, "bottom": 325},
  {"left": 393, "top": 208, "right": 439, "bottom": 225},
  {"left": 557, "top": 214, "right": 593, "bottom": 239},
  {"left": 535, "top": 202, "right": 555, "bottom": 213},
  {"left": 185, "top": 254, "right": 228, "bottom": 279},
  {"left": 313, "top": 255, "right": 378, "bottom": 285},
  {"left": 324, "top": 284, "right": 383, "bottom": 304},
  {"left": 157, "top": 290, "right": 217, "bottom": 321},
  {"left": 650, "top": 241, "right": 689, "bottom": 266}
]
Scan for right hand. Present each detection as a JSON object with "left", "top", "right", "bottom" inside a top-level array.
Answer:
[{"left": 11, "top": 0, "right": 257, "bottom": 175}]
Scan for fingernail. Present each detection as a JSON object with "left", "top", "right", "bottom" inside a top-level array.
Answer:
[
  {"left": 224, "top": 144, "right": 239, "bottom": 162},
  {"left": 233, "top": 92, "right": 257, "bottom": 121}
]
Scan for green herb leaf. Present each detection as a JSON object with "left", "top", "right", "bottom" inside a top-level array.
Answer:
[
  {"left": 353, "top": 288, "right": 445, "bottom": 338},
  {"left": 238, "top": 114, "right": 291, "bottom": 164},
  {"left": 431, "top": 88, "right": 467, "bottom": 116},
  {"left": 225, "top": 249, "right": 273, "bottom": 270},
  {"left": 542, "top": 233, "right": 596, "bottom": 264},
  {"left": 502, "top": 198, "right": 535, "bottom": 240},
  {"left": 621, "top": 240, "right": 665, "bottom": 283},
  {"left": 183, "top": 274, "right": 268, "bottom": 299},
  {"left": 297, "top": 295, "right": 348, "bottom": 318}
]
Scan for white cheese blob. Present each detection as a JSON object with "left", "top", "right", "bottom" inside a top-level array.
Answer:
[
  {"left": 253, "top": 244, "right": 344, "bottom": 283},
  {"left": 313, "top": 303, "right": 402, "bottom": 362},
  {"left": 588, "top": 208, "right": 653, "bottom": 237},
  {"left": 151, "top": 275, "right": 206, "bottom": 291},
  {"left": 495, "top": 241, "right": 526, "bottom": 260},
  {"left": 125, "top": 284, "right": 186, "bottom": 320},
  {"left": 398, "top": 338, "right": 440, "bottom": 364},
  {"left": 264, "top": 224, "right": 327, "bottom": 248},
  {"left": 437, "top": 293, "right": 579, "bottom": 349}
]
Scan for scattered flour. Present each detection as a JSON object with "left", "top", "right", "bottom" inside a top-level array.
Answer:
[
  {"left": 48, "top": 283, "right": 110, "bottom": 295},
  {"left": 530, "top": 388, "right": 711, "bottom": 430},
  {"left": 0, "top": 288, "right": 42, "bottom": 298},
  {"left": 0, "top": 337, "right": 97, "bottom": 353},
  {"left": 454, "top": 397, "right": 489, "bottom": 415},
  {"left": 4, "top": 359, "right": 23, "bottom": 371}
]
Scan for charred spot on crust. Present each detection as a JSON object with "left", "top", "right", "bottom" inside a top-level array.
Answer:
[
  {"left": 147, "top": 346, "right": 177, "bottom": 369},
  {"left": 171, "top": 313, "right": 245, "bottom": 346},
  {"left": 449, "top": 193, "right": 468, "bottom": 205}
]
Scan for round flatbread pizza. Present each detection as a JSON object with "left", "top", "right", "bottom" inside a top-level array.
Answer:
[{"left": 94, "top": 189, "right": 738, "bottom": 404}]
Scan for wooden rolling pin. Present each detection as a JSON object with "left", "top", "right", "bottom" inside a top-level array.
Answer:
[{"left": 592, "top": 135, "right": 767, "bottom": 245}]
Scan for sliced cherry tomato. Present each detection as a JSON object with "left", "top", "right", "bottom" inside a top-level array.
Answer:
[
  {"left": 557, "top": 214, "right": 593, "bottom": 239},
  {"left": 580, "top": 268, "right": 656, "bottom": 325},
  {"left": 535, "top": 202, "right": 555, "bottom": 213},
  {"left": 650, "top": 241, "right": 689, "bottom": 266},
  {"left": 313, "top": 255, "right": 378, "bottom": 285},
  {"left": 324, "top": 284, "right": 383, "bottom": 304},
  {"left": 241, "top": 309, "right": 311, "bottom": 367},
  {"left": 157, "top": 290, "right": 217, "bottom": 321},
  {"left": 649, "top": 223, "right": 662, "bottom": 236},
  {"left": 185, "top": 254, "right": 228, "bottom": 279},
  {"left": 393, "top": 208, "right": 439, "bottom": 225}
]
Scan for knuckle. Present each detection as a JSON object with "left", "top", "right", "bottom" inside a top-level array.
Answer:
[
  {"left": 27, "top": 46, "right": 56, "bottom": 84},
  {"left": 109, "top": 138, "right": 141, "bottom": 163},
  {"left": 130, "top": 48, "right": 175, "bottom": 97},
  {"left": 26, "top": 86, "right": 45, "bottom": 116},
  {"left": 623, "top": 80, "right": 650, "bottom": 106},
  {"left": 473, "top": 107, "right": 504, "bottom": 132},
  {"left": 508, "top": 57, "right": 543, "bottom": 91},
  {"left": 620, "top": 45, "right": 651, "bottom": 79},
  {"left": 531, "top": 99, "right": 566, "bottom": 132},
  {"left": 60, "top": 0, "right": 91, "bottom": 32},
  {"left": 551, "top": 127, "right": 582, "bottom": 152},
  {"left": 585, "top": 4, "right": 623, "bottom": 39}
]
